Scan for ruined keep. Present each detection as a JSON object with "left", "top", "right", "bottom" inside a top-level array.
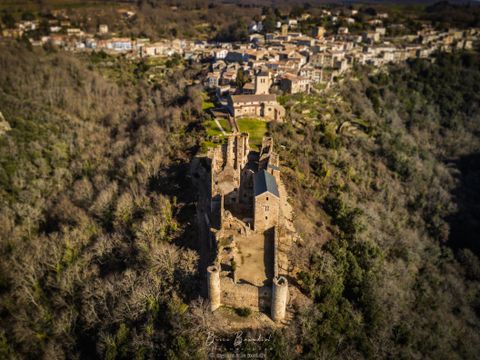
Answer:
[{"left": 203, "top": 133, "right": 292, "bottom": 322}]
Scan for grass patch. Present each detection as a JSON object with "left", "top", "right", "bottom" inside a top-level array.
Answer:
[
  {"left": 200, "top": 140, "right": 217, "bottom": 153},
  {"left": 217, "top": 118, "right": 231, "bottom": 132},
  {"left": 202, "top": 101, "right": 215, "bottom": 111},
  {"left": 204, "top": 120, "right": 224, "bottom": 137},
  {"left": 201, "top": 91, "right": 215, "bottom": 111},
  {"left": 200, "top": 119, "right": 229, "bottom": 153},
  {"left": 204, "top": 118, "right": 232, "bottom": 137},
  {"left": 236, "top": 118, "right": 267, "bottom": 150}
]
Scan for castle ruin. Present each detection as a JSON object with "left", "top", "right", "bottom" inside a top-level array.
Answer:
[{"left": 203, "top": 133, "right": 294, "bottom": 322}]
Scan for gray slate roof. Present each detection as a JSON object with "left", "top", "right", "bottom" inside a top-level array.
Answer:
[{"left": 254, "top": 170, "right": 279, "bottom": 197}]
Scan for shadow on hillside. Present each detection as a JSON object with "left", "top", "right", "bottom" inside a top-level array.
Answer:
[
  {"left": 149, "top": 153, "right": 198, "bottom": 230},
  {"left": 446, "top": 153, "right": 480, "bottom": 255},
  {"left": 148, "top": 155, "right": 202, "bottom": 300}
]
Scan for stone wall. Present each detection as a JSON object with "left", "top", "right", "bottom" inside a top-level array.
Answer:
[
  {"left": 273, "top": 226, "right": 279, "bottom": 278},
  {"left": 209, "top": 133, "right": 250, "bottom": 206},
  {"left": 221, "top": 210, "right": 251, "bottom": 236},
  {"left": 239, "top": 168, "right": 254, "bottom": 206},
  {"left": 220, "top": 277, "right": 272, "bottom": 311},
  {"left": 205, "top": 134, "right": 290, "bottom": 320}
]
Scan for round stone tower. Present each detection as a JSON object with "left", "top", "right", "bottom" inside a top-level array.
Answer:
[
  {"left": 271, "top": 276, "right": 288, "bottom": 321},
  {"left": 207, "top": 265, "right": 221, "bottom": 311}
]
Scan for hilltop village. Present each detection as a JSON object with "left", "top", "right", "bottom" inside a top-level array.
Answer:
[
  {"left": 1, "top": 7, "right": 479, "bottom": 97},
  {"left": 3, "top": 7, "right": 477, "bottom": 126}
]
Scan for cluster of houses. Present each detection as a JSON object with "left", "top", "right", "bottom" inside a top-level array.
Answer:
[
  {"left": 203, "top": 24, "right": 479, "bottom": 97},
  {"left": 2, "top": 8, "right": 479, "bottom": 122},
  {"left": 201, "top": 19, "right": 478, "bottom": 122}
]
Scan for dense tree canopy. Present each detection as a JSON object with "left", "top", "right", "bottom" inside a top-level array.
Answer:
[{"left": 0, "top": 38, "right": 479, "bottom": 359}]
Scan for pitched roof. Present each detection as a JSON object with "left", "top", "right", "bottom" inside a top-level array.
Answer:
[
  {"left": 230, "top": 94, "right": 276, "bottom": 103},
  {"left": 254, "top": 170, "right": 279, "bottom": 197}
]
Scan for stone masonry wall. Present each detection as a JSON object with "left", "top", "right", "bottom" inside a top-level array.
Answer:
[
  {"left": 273, "top": 226, "right": 279, "bottom": 278},
  {"left": 220, "top": 277, "right": 272, "bottom": 311}
]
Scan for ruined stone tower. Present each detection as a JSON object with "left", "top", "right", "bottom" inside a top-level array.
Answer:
[
  {"left": 207, "top": 265, "right": 221, "bottom": 311},
  {"left": 271, "top": 276, "right": 288, "bottom": 321}
]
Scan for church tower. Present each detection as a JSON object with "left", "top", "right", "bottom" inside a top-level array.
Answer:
[{"left": 254, "top": 71, "right": 270, "bottom": 95}]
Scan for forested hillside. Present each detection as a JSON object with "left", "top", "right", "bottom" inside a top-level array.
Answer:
[
  {"left": 0, "top": 43, "right": 207, "bottom": 359},
  {"left": 0, "top": 42, "right": 479, "bottom": 359},
  {"left": 269, "top": 51, "right": 480, "bottom": 359}
]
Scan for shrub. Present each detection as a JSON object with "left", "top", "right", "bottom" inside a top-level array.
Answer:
[{"left": 235, "top": 307, "right": 252, "bottom": 317}]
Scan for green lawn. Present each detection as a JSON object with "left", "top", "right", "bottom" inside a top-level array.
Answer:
[
  {"left": 201, "top": 117, "right": 266, "bottom": 152},
  {"left": 202, "top": 101, "right": 215, "bottom": 111},
  {"left": 217, "top": 118, "right": 231, "bottom": 132},
  {"left": 200, "top": 122, "right": 224, "bottom": 153},
  {"left": 204, "top": 120, "right": 223, "bottom": 137},
  {"left": 236, "top": 118, "right": 268, "bottom": 150},
  {"left": 200, "top": 140, "right": 218, "bottom": 153},
  {"left": 201, "top": 91, "right": 215, "bottom": 111},
  {"left": 204, "top": 118, "right": 232, "bottom": 136}
]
